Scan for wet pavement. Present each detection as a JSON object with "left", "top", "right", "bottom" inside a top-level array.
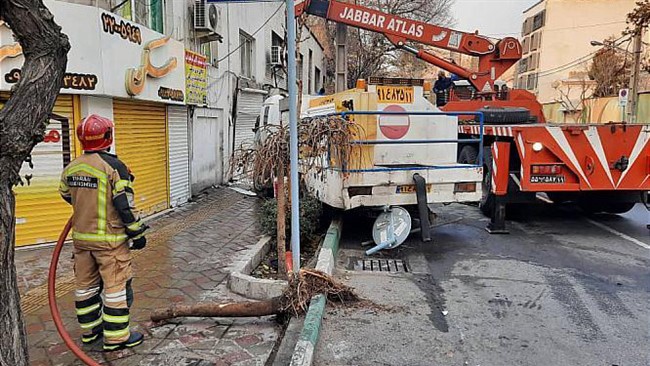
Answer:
[
  {"left": 17, "top": 187, "right": 282, "bottom": 366},
  {"left": 315, "top": 203, "right": 650, "bottom": 366}
]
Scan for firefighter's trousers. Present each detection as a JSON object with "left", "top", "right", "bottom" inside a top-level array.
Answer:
[{"left": 73, "top": 243, "right": 133, "bottom": 344}]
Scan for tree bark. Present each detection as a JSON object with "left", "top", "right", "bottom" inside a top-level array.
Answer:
[
  {"left": 276, "top": 165, "right": 287, "bottom": 276},
  {"left": 0, "top": 1, "right": 69, "bottom": 365},
  {"left": 150, "top": 297, "right": 284, "bottom": 322}
]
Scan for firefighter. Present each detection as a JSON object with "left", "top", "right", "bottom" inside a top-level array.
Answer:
[{"left": 59, "top": 114, "right": 148, "bottom": 351}]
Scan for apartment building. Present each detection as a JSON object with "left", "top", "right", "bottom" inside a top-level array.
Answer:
[{"left": 515, "top": 0, "right": 637, "bottom": 104}]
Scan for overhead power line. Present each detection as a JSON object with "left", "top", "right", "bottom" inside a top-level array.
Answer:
[{"left": 216, "top": 3, "right": 284, "bottom": 64}]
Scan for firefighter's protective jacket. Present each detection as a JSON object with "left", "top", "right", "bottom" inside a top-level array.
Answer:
[{"left": 59, "top": 151, "right": 144, "bottom": 250}]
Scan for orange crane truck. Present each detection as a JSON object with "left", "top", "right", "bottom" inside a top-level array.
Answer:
[{"left": 296, "top": 0, "right": 650, "bottom": 233}]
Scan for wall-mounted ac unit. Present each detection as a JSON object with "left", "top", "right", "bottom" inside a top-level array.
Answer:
[
  {"left": 270, "top": 45, "right": 282, "bottom": 66},
  {"left": 194, "top": 0, "right": 221, "bottom": 34}
]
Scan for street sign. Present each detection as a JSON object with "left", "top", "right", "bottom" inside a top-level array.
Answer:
[
  {"left": 619, "top": 88, "right": 629, "bottom": 107},
  {"left": 379, "top": 105, "right": 410, "bottom": 139}
]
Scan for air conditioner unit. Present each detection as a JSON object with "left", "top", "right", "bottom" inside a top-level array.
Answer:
[
  {"left": 270, "top": 45, "right": 282, "bottom": 66},
  {"left": 194, "top": 0, "right": 221, "bottom": 34}
]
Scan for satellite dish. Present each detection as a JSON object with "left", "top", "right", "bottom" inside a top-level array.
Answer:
[
  {"left": 371, "top": 206, "right": 412, "bottom": 249},
  {"left": 208, "top": 5, "right": 218, "bottom": 30}
]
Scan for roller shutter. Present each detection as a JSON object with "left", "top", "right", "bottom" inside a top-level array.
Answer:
[
  {"left": 9, "top": 95, "right": 78, "bottom": 246},
  {"left": 234, "top": 90, "right": 266, "bottom": 149},
  {"left": 113, "top": 99, "right": 169, "bottom": 216},
  {"left": 167, "top": 105, "right": 190, "bottom": 207}
]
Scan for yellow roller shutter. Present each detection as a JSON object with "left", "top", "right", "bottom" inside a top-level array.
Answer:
[
  {"left": 113, "top": 99, "right": 169, "bottom": 216},
  {"left": 8, "top": 95, "right": 79, "bottom": 246}
]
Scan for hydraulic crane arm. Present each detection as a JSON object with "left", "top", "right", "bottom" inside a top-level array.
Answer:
[{"left": 296, "top": 0, "right": 522, "bottom": 94}]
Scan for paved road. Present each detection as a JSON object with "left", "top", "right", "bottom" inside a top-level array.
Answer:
[{"left": 315, "top": 203, "right": 650, "bottom": 366}]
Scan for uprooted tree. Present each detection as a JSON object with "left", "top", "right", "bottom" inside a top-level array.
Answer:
[
  {"left": 0, "top": 1, "right": 70, "bottom": 365},
  {"left": 151, "top": 268, "right": 359, "bottom": 322},
  {"left": 231, "top": 114, "right": 363, "bottom": 271}
]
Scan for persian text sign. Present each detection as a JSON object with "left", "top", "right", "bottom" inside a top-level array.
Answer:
[
  {"left": 185, "top": 50, "right": 208, "bottom": 105},
  {"left": 376, "top": 86, "right": 414, "bottom": 104}
]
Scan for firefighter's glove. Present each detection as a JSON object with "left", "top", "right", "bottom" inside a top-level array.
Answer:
[
  {"left": 125, "top": 220, "right": 149, "bottom": 238},
  {"left": 131, "top": 233, "right": 147, "bottom": 250}
]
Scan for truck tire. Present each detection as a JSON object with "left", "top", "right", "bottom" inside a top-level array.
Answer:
[
  {"left": 479, "top": 148, "right": 495, "bottom": 217},
  {"left": 603, "top": 202, "right": 636, "bottom": 214},
  {"left": 474, "top": 107, "right": 532, "bottom": 125},
  {"left": 458, "top": 145, "right": 479, "bottom": 165}
]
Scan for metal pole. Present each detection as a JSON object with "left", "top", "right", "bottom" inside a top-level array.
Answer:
[
  {"left": 286, "top": 0, "right": 300, "bottom": 270},
  {"left": 629, "top": 27, "right": 643, "bottom": 123},
  {"left": 335, "top": 23, "right": 348, "bottom": 92}
]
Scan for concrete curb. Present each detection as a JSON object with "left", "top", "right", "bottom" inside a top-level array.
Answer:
[
  {"left": 289, "top": 218, "right": 342, "bottom": 366},
  {"left": 228, "top": 236, "right": 288, "bottom": 300}
]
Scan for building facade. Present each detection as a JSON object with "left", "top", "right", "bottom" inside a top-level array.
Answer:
[
  {"left": 515, "top": 0, "right": 637, "bottom": 104},
  {"left": 210, "top": 1, "right": 327, "bottom": 174},
  {"left": 0, "top": 0, "right": 326, "bottom": 247}
]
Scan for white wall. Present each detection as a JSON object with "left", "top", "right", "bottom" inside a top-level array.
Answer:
[
  {"left": 80, "top": 96, "right": 116, "bottom": 152},
  {"left": 213, "top": 2, "right": 327, "bottom": 163}
]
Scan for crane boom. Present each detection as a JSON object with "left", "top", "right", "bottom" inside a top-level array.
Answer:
[{"left": 296, "top": 0, "right": 522, "bottom": 94}]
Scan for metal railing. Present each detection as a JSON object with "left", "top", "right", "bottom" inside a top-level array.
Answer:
[{"left": 325, "top": 111, "right": 485, "bottom": 174}]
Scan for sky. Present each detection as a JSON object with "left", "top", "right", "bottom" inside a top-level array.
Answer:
[{"left": 451, "top": 0, "right": 540, "bottom": 38}]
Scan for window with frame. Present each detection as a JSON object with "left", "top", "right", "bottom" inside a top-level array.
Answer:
[
  {"left": 532, "top": 10, "right": 545, "bottom": 31},
  {"left": 315, "top": 67, "right": 321, "bottom": 91},
  {"left": 527, "top": 73, "right": 538, "bottom": 90},
  {"left": 240, "top": 30, "right": 255, "bottom": 78},
  {"left": 308, "top": 50, "right": 313, "bottom": 94},
  {"left": 271, "top": 32, "right": 284, "bottom": 65},
  {"left": 519, "top": 58, "right": 529, "bottom": 74},
  {"left": 114, "top": 0, "right": 164, "bottom": 33},
  {"left": 522, "top": 37, "right": 530, "bottom": 54}
]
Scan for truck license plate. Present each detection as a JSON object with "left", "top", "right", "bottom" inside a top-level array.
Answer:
[
  {"left": 396, "top": 184, "right": 433, "bottom": 194},
  {"left": 530, "top": 175, "right": 566, "bottom": 184}
]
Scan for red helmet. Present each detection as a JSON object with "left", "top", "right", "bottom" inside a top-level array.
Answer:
[{"left": 77, "top": 114, "right": 114, "bottom": 152}]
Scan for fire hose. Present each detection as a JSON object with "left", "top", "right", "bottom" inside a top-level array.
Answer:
[
  {"left": 47, "top": 218, "right": 101, "bottom": 366},
  {"left": 47, "top": 218, "right": 294, "bottom": 366}
]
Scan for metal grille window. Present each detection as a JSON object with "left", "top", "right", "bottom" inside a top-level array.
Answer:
[
  {"left": 240, "top": 30, "right": 255, "bottom": 78},
  {"left": 519, "top": 58, "right": 529, "bottom": 73},
  {"left": 297, "top": 54, "right": 304, "bottom": 81}
]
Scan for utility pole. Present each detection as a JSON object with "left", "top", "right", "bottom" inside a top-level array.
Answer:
[
  {"left": 335, "top": 23, "right": 347, "bottom": 92},
  {"left": 629, "top": 26, "right": 643, "bottom": 123},
  {"left": 286, "top": 0, "right": 301, "bottom": 271}
]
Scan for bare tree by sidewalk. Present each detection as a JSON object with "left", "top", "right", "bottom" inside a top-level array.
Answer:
[
  {"left": 589, "top": 46, "right": 631, "bottom": 98},
  {"left": 552, "top": 72, "right": 595, "bottom": 124},
  {"left": 0, "top": 1, "right": 69, "bottom": 365},
  {"left": 345, "top": 0, "right": 454, "bottom": 87}
]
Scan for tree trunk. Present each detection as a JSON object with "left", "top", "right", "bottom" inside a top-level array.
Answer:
[
  {"left": 0, "top": 1, "right": 69, "bottom": 365},
  {"left": 276, "top": 165, "right": 287, "bottom": 276},
  {"left": 150, "top": 297, "right": 283, "bottom": 322}
]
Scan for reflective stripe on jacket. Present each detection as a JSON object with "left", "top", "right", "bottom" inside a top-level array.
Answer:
[{"left": 59, "top": 152, "right": 143, "bottom": 250}]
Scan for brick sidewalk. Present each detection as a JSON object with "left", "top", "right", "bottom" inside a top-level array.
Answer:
[{"left": 17, "top": 187, "right": 281, "bottom": 366}]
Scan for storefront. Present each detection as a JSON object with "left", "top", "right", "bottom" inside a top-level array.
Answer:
[{"left": 0, "top": 1, "right": 198, "bottom": 246}]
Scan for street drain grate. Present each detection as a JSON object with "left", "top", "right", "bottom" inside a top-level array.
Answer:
[{"left": 357, "top": 259, "right": 409, "bottom": 273}]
